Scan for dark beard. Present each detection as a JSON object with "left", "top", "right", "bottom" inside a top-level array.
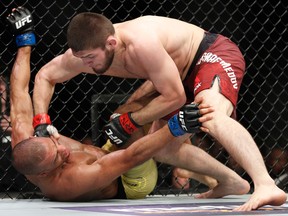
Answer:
[{"left": 92, "top": 49, "right": 114, "bottom": 74}]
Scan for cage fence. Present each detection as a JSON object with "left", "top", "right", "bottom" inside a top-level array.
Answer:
[{"left": 0, "top": 0, "right": 288, "bottom": 199}]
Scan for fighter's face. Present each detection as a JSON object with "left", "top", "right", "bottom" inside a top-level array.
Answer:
[
  {"left": 38, "top": 136, "right": 70, "bottom": 174},
  {"left": 73, "top": 47, "right": 114, "bottom": 75}
]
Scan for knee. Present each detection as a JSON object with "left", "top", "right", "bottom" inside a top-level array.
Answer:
[
  {"left": 201, "top": 109, "right": 225, "bottom": 133},
  {"left": 196, "top": 94, "right": 234, "bottom": 135}
]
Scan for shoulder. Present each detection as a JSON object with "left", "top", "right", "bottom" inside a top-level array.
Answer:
[
  {"left": 34, "top": 165, "right": 92, "bottom": 200},
  {"left": 61, "top": 49, "right": 79, "bottom": 64},
  {"left": 117, "top": 16, "right": 160, "bottom": 42}
]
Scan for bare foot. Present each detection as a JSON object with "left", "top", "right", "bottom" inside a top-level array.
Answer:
[
  {"left": 173, "top": 168, "right": 217, "bottom": 189},
  {"left": 233, "top": 184, "right": 287, "bottom": 211},
  {"left": 194, "top": 177, "right": 250, "bottom": 199}
]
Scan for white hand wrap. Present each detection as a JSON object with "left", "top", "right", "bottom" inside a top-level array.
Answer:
[
  {"left": 46, "top": 125, "right": 58, "bottom": 136},
  {"left": 110, "top": 113, "right": 121, "bottom": 120}
]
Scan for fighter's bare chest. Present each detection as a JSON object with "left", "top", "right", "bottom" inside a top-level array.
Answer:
[
  {"left": 108, "top": 64, "right": 147, "bottom": 79},
  {"left": 109, "top": 51, "right": 149, "bottom": 79}
]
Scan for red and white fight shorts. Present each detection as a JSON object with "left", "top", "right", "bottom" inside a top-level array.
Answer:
[{"left": 163, "top": 32, "right": 245, "bottom": 120}]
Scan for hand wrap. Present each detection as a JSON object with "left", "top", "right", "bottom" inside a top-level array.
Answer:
[
  {"left": 168, "top": 103, "right": 202, "bottom": 137},
  {"left": 6, "top": 6, "right": 36, "bottom": 47},
  {"left": 33, "top": 113, "right": 53, "bottom": 137},
  {"left": 103, "top": 112, "right": 141, "bottom": 146}
]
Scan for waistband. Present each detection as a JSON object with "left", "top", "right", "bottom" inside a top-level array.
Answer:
[{"left": 185, "top": 32, "right": 218, "bottom": 80}]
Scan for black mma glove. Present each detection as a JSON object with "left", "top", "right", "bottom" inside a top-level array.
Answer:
[
  {"left": 168, "top": 103, "right": 202, "bottom": 137},
  {"left": 6, "top": 6, "right": 36, "bottom": 47},
  {"left": 33, "top": 113, "right": 53, "bottom": 137},
  {"left": 103, "top": 112, "right": 141, "bottom": 146}
]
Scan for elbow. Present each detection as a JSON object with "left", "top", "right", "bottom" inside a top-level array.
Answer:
[
  {"left": 178, "top": 93, "right": 187, "bottom": 106},
  {"left": 170, "top": 92, "right": 186, "bottom": 108},
  {"left": 34, "top": 71, "right": 42, "bottom": 86},
  {"left": 35, "top": 69, "right": 46, "bottom": 84},
  {"left": 35, "top": 69, "right": 54, "bottom": 87}
]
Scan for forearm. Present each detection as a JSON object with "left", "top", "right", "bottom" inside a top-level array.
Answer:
[
  {"left": 11, "top": 47, "right": 32, "bottom": 91},
  {"left": 131, "top": 93, "right": 186, "bottom": 125},
  {"left": 115, "top": 91, "right": 159, "bottom": 114},
  {"left": 33, "top": 72, "right": 55, "bottom": 114},
  {"left": 33, "top": 50, "right": 88, "bottom": 114},
  {"left": 127, "top": 125, "right": 190, "bottom": 165},
  {"left": 96, "top": 126, "right": 190, "bottom": 187},
  {"left": 101, "top": 102, "right": 206, "bottom": 179},
  {"left": 126, "top": 80, "right": 156, "bottom": 103}
]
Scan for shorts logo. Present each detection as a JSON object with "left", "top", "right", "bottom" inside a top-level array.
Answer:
[
  {"left": 194, "top": 76, "right": 201, "bottom": 93},
  {"left": 197, "top": 52, "right": 238, "bottom": 89}
]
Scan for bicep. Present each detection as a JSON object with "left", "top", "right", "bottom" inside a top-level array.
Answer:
[
  {"left": 37, "top": 49, "right": 94, "bottom": 84},
  {"left": 37, "top": 52, "right": 79, "bottom": 84}
]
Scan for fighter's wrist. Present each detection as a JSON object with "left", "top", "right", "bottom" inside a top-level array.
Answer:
[
  {"left": 33, "top": 113, "right": 51, "bottom": 128},
  {"left": 127, "top": 112, "right": 141, "bottom": 128},
  {"left": 118, "top": 112, "right": 141, "bottom": 135},
  {"left": 15, "top": 32, "right": 36, "bottom": 47},
  {"left": 168, "top": 114, "right": 186, "bottom": 137}
]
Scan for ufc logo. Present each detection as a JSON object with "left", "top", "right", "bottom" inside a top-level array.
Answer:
[
  {"left": 105, "top": 129, "right": 123, "bottom": 145},
  {"left": 15, "top": 15, "right": 32, "bottom": 29},
  {"left": 178, "top": 111, "right": 187, "bottom": 131}
]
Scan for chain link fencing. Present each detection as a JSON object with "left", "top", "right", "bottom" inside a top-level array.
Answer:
[{"left": 0, "top": 0, "right": 287, "bottom": 199}]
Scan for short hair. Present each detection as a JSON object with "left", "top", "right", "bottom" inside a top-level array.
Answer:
[
  {"left": 67, "top": 12, "right": 115, "bottom": 52},
  {"left": 12, "top": 138, "right": 47, "bottom": 175}
]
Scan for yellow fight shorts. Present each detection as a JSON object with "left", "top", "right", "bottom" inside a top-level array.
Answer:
[{"left": 102, "top": 140, "right": 158, "bottom": 199}]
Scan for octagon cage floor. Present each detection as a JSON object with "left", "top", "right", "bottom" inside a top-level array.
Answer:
[{"left": 1, "top": 194, "right": 288, "bottom": 216}]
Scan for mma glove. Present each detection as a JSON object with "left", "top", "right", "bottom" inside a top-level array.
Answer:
[
  {"left": 103, "top": 112, "right": 141, "bottom": 146},
  {"left": 6, "top": 6, "right": 36, "bottom": 47},
  {"left": 33, "top": 113, "right": 55, "bottom": 137},
  {"left": 168, "top": 103, "right": 202, "bottom": 137}
]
